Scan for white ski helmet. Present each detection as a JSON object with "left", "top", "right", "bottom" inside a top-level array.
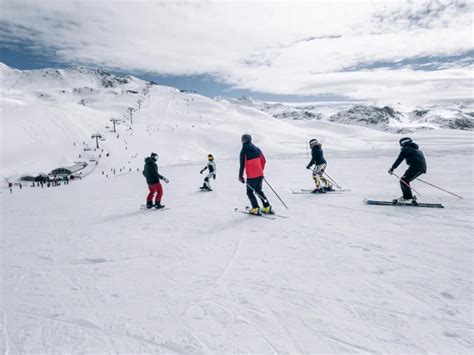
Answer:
[
  {"left": 399, "top": 137, "right": 413, "bottom": 146},
  {"left": 309, "top": 139, "right": 318, "bottom": 148}
]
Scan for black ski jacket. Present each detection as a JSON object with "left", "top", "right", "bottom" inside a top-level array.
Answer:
[
  {"left": 391, "top": 142, "right": 427, "bottom": 172},
  {"left": 143, "top": 157, "right": 164, "bottom": 185},
  {"left": 306, "top": 144, "right": 327, "bottom": 169}
]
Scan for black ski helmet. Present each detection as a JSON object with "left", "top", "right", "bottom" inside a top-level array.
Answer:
[
  {"left": 399, "top": 137, "right": 413, "bottom": 146},
  {"left": 241, "top": 134, "right": 252, "bottom": 144},
  {"left": 150, "top": 152, "right": 158, "bottom": 161},
  {"left": 208, "top": 154, "right": 214, "bottom": 160},
  {"left": 309, "top": 138, "right": 318, "bottom": 148}
]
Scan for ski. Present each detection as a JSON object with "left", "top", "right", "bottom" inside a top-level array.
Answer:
[
  {"left": 234, "top": 207, "right": 276, "bottom": 219},
  {"left": 140, "top": 205, "right": 170, "bottom": 211},
  {"left": 300, "top": 188, "right": 350, "bottom": 192},
  {"left": 363, "top": 199, "right": 444, "bottom": 209},
  {"left": 292, "top": 190, "right": 346, "bottom": 194}
]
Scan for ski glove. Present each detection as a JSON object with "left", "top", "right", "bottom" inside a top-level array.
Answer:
[
  {"left": 162, "top": 177, "right": 170, "bottom": 183},
  {"left": 200, "top": 169, "right": 204, "bottom": 174},
  {"left": 239, "top": 176, "right": 245, "bottom": 184},
  {"left": 388, "top": 169, "right": 394, "bottom": 175},
  {"left": 213, "top": 174, "right": 216, "bottom": 180}
]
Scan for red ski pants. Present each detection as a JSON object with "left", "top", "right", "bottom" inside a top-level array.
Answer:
[{"left": 147, "top": 182, "right": 163, "bottom": 203}]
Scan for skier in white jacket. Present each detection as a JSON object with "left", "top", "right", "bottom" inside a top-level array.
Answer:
[{"left": 199, "top": 154, "right": 216, "bottom": 191}]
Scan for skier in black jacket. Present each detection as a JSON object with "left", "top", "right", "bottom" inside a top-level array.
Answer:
[
  {"left": 388, "top": 137, "right": 427, "bottom": 202},
  {"left": 306, "top": 139, "right": 333, "bottom": 193},
  {"left": 143, "top": 152, "right": 169, "bottom": 209}
]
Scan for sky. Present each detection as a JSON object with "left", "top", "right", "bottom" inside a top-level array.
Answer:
[{"left": 0, "top": 0, "right": 472, "bottom": 104}]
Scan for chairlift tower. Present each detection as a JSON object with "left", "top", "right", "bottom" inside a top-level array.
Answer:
[
  {"left": 91, "top": 133, "right": 102, "bottom": 149},
  {"left": 110, "top": 118, "right": 119, "bottom": 133}
]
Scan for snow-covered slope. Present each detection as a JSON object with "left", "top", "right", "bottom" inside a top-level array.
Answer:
[
  {"left": 1, "top": 64, "right": 389, "bottom": 181},
  {"left": 2, "top": 139, "right": 473, "bottom": 353},
  {"left": 1, "top": 64, "right": 473, "bottom": 353}
]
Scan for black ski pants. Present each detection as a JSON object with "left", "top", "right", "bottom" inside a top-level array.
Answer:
[
  {"left": 246, "top": 177, "right": 270, "bottom": 209},
  {"left": 400, "top": 167, "right": 424, "bottom": 199}
]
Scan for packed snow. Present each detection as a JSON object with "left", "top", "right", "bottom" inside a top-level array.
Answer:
[{"left": 1, "top": 65, "right": 473, "bottom": 353}]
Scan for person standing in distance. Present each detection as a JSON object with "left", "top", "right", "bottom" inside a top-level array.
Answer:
[
  {"left": 143, "top": 152, "right": 169, "bottom": 209},
  {"left": 200, "top": 154, "right": 216, "bottom": 191},
  {"left": 239, "top": 134, "right": 273, "bottom": 215}
]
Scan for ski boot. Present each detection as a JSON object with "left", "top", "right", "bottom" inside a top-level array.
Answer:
[
  {"left": 146, "top": 201, "right": 153, "bottom": 209},
  {"left": 248, "top": 207, "right": 261, "bottom": 215},
  {"left": 154, "top": 202, "right": 166, "bottom": 209},
  {"left": 393, "top": 196, "right": 416, "bottom": 205},
  {"left": 261, "top": 206, "right": 274, "bottom": 214},
  {"left": 323, "top": 185, "right": 335, "bottom": 192},
  {"left": 311, "top": 188, "right": 326, "bottom": 194}
]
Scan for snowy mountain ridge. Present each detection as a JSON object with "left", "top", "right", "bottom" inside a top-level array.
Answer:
[
  {"left": 0, "top": 65, "right": 142, "bottom": 91},
  {"left": 221, "top": 96, "right": 474, "bottom": 132}
]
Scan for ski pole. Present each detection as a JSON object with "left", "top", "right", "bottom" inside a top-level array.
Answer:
[
  {"left": 392, "top": 172, "right": 421, "bottom": 195},
  {"left": 264, "top": 177, "right": 289, "bottom": 210},
  {"left": 322, "top": 171, "right": 342, "bottom": 189},
  {"left": 313, "top": 168, "right": 342, "bottom": 189},
  {"left": 245, "top": 182, "right": 268, "bottom": 204},
  {"left": 416, "top": 178, "right": 463, "bottom": 199}
]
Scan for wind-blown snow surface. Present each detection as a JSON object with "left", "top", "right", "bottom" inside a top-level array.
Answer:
[{"left": 1, "top": 65, "right": 473, "bottom": 353}]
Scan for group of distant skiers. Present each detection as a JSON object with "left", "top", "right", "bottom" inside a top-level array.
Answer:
[{"left": 142, "top": 134, "right": 427, "bottom": 214}]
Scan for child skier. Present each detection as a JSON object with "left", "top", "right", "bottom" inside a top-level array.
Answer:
[
  {"left": 388, "top": 137, "right": 427, "bottom": 203},
  {"left": 239, "top": 134, "right": 273, "bottom": 215},
  {"left": 306, "top": 139, "right": 333, "bottom": 193},
  {"left": 143, "top": 152, "right": 169, "bottom": 209},
  {"left": 199, "top": 154, "right": 216, "bottom": 191}
]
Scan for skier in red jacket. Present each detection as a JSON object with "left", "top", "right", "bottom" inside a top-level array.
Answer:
[{"left": 239, "top": 134, "right": 273, "bottom": 215}]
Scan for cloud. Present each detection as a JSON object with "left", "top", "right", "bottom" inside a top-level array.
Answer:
[{"left": 0, "top": 0, "right": 472, "bottom": 103}]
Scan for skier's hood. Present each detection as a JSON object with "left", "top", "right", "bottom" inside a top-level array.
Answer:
[
  {"left": 144, "top": 156, "right": 156, "bottom": 164},
  {"left": 312, "top": 143, "right": 322, "bottom": 149},
  {"left": 403, "top": 142, "right": 419, "bottom": 149}
]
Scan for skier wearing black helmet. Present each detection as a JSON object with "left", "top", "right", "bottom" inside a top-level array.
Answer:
[
  {"left": 306, "top": 139, "right": 333, "bottom": 193},
  {"left": 239, "top": 134, "right": 273, "bottom": 215},
  {"left": 200, "top": 154, "right": 216, "bottom": 191},
  {"left": 143, "top": 152, "right": 169, "bottom": 209},
  {"left": 388, "top": 137, "right": 427, "bottom": 203}
]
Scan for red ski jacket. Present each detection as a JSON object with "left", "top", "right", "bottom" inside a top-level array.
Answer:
[{"left": 239, "top": 143, "right": 266, "bottom": 179}]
